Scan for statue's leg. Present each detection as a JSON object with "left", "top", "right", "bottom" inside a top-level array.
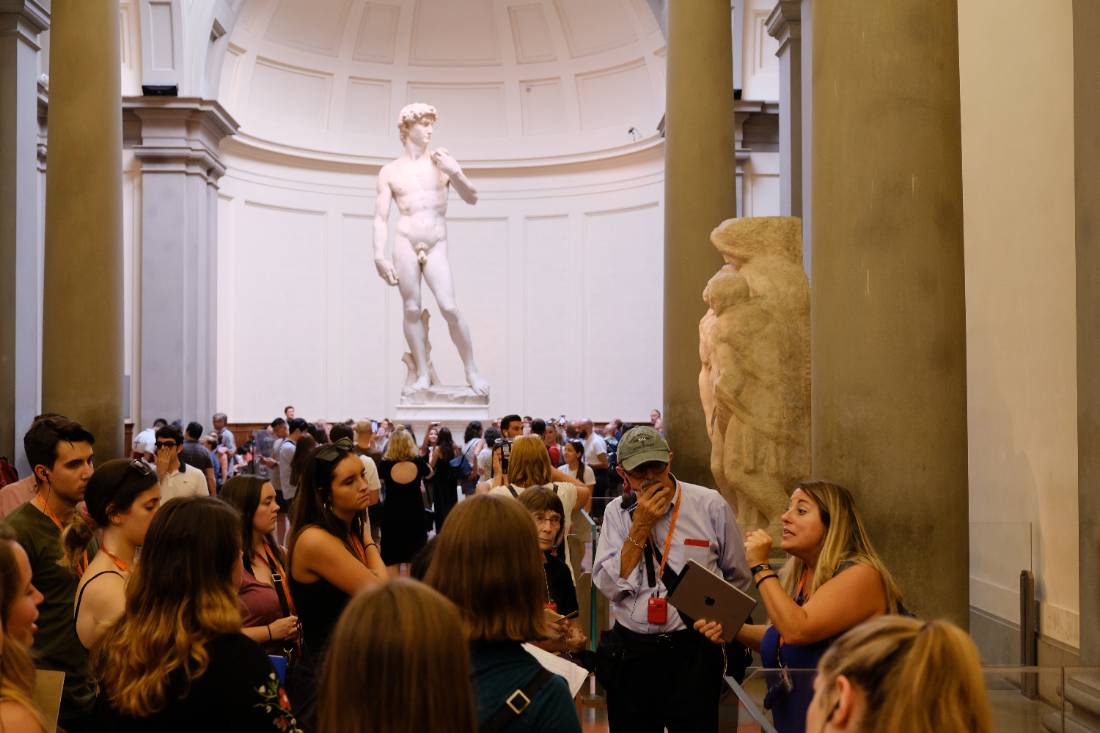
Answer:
[
  {"left": 422, "top": 243, "right": 489, "bottom": 395},
  {"left": 394, "top": 236, "right": 430, "bottom": 391}
]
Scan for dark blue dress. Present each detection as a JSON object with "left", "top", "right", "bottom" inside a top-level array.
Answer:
[{"left": 760, "top": 619, "right": 831, "bottom": 733}]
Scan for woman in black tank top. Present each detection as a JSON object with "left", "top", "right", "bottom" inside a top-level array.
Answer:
[{"left": 286, "top": 438, "right": 387, "bottom": 729}]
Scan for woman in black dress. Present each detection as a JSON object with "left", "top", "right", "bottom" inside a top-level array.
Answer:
[
  {"left": 378, "top": 428, "right": 430, "bottom": 575},
  {"left": 428, "top": 427, "right": 460, "bottom": 534}
]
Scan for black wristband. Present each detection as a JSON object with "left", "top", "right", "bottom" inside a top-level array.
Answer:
[
  {"left": 755, "top": 573, "right": 779, "bottom": 589},
  {"left": 750, "top": 563, "right": 771, "bottom": 576}
]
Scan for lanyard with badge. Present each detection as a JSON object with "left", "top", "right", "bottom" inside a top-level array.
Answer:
[
  {"left": 641, "top": 485, "right": 682, "bottom": 625},
  {"left": 33, "top": 494, "right": 89, "bottom": 575}
]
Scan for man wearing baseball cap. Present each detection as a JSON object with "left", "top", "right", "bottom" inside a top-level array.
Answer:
[{"left": 591, "top": 425, "right": 752, "bottom": 732}]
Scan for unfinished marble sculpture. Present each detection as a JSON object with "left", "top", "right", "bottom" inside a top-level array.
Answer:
[{"left": 699, "top": 216, "right": 810, "bottom": 537}]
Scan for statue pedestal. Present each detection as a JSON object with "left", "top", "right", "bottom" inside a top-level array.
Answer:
[{"left": 394, "top": 385, "right": 489, "bottom": 424}]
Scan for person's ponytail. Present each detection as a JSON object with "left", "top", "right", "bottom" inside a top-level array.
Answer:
[
  {"left": 60, "top": 511, "right": 97, "bottom": 573},
  {"left": 816, "top": 616, "right": 992, "bottom": 733}
]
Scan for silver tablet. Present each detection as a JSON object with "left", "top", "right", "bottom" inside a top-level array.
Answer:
[{"left": 668, "top": 559, "right": 757, "bottom": 642}]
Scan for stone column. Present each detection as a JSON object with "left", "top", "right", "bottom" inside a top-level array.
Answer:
[
  {"left": 1074, "top": 0, "right": 1100, "bottom": 667},
  {"left": 766, "top": 1, "right": 801, "bottom": 217},
  {"left": 41, "top": 0, "right": 124, "bottom": 457},
  {"left": 809, "top": 0, "right": 969, "bottom": 624},
  {"left": 122, "top": 97, "right": 237, "bottom": 427},
  {"left": 0, "top": 0, "right": 48, "bottom": 471},
  {"left": 663, "top": 0, "right": 736, "bottom": 486}
]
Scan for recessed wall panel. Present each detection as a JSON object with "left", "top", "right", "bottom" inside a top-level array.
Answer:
[
  {"left": 554, "top": 0, "right": 637, "bottom": 58},
  {"left": 265, "top": 0, "right": 352, "bottom": 57},
  {"left": 410, "top": 0, "right": 502, "bottom": 66},
  {"left": 520, "top": 78, "right": 566, "bottom": 135},
  {"left": 576, "top": 60, "right": 654, "bottom": 131},
  {"left": 582, "top": 203, "right": 661, "bottom": 417},
  {"left": 509, "top": 4, "right": 556, "bottom": 64},
  {"left": 354, "top": 3, "right": 401, "bottom": 63},
  {"left": 405, "top": 83, "right": 507, "bottom": 139},
  {"left": 344, "top": 78, "right": 391, "bottom": 136},
  {"left": 234, "top": 202, "right": 327, "bottom": 417},
  {"left": 250, "top": 58, "right": 332, "bottom": 130}
]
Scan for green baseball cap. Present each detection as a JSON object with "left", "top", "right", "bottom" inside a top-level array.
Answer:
[{"left": 617, "top": 426, "right": 670, "bottom": 471}]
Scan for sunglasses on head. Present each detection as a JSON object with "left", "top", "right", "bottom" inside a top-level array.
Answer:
[
  {"left": 315, "top": 437, "right": 354, "bottom": 463},
  {"left": 128, "top": 459, "right": 155, "bottom": 478}
]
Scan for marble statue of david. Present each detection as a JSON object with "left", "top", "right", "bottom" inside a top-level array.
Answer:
[{"left": 373, "top": 103, "right": 489, "bottom": 396}]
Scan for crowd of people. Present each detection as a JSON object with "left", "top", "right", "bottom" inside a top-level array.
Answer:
[{"left": 0, "top": 409, "right": 997, "bottom": 733}]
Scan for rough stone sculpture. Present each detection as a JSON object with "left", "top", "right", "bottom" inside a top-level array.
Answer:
[
  {"left": 698, "top": 216, "right": 810, "bottom": 537},
  {"left": 373, "top": 102, "right": 489, "bottom": 400}
]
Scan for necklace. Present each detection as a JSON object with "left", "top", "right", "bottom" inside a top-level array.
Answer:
[{"left": 542, "top": 555, "right": 556, "bottom": 612}]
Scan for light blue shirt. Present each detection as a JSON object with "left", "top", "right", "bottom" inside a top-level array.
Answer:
[{"left": 592, "top": 478, "right": 751, "bottom": 634}]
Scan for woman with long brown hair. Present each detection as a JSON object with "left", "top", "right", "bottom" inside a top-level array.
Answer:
[
  {"left": 806, "top": 615, "right": 992, "bottom": 733},
  {"left": 0, "top": 523, "right": 46, "bottom": 732},
  {"left": 220, "top": 475, "right": 299, "bottom": 656},
  {"left": 318, "top": 579, "right": 476, "bottom": 733},
  {"left": 93, "top": 496, "right": 298, "bottom": 731},
  {"left": 426, "top": 495, "right": 581, "bottom": 732},
  {"left": 287, "top": 438, "right": 386, "bottom": 728}
]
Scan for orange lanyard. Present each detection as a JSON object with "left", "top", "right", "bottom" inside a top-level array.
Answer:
[
  {"left": 262, "top": 542, "right": 297, "bottom": 616},
  {"left": 652, "top": 485, "right": 682, "bottom": 595},
  {"left": 778, "top": 572, "right": 809, "bottom": 650},
  {"left": 33, "top": 494, "right": 88, "bottom": 575},
  {"left": 349, "top": 535, "right": 369, "bottom": 566},
  {"left": 99, "top": 545, "right": 131, "bottom": 573}
]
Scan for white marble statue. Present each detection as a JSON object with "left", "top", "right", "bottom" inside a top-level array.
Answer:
[
  {"left": 373, "top": 103, "right": 489, "bottom": 397},
  {"left": 698, "top": 216, "right": 810, "bottom": 538}
]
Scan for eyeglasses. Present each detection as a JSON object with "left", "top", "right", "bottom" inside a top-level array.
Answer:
[
  {"left": 155, "top": 441, "right": 178, "bottom": 449},
  {"left": 533, "top": 514, "right": 562, "bottom": 527},
  {"left": 315, "top": 437, "right": 354, "bottom": 463}
]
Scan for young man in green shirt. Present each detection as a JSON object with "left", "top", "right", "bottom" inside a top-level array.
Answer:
[{"left": 6, "top": 415, "right": 97, "bottom": 731}]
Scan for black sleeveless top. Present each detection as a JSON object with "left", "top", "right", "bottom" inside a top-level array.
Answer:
[{"left": 289, "top": 572, "right": 349, "bottom": 655}]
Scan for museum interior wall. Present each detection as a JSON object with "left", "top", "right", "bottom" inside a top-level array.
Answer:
[
  {"left": 112, "top": 0, "right": 780, "bottom": 424},
  {"left": 958, "top": 0, "right": 1080, "bottom": 660},
  {"left": 2, "top": 0, "right": 1091, "bottom": 668}
]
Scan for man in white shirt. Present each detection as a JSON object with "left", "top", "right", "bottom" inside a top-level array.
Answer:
[
  {"left": 155, "top": 425, "right": 210, "bottom": 501},
  {"left": 580, "top": 419, "right": 611, "bottom": 519},
  {"left": 277, "top": 419, "right": 308, "bottom": 506},
  {"left": 132, "top": 417, "right": 167, "bottom": 468}
]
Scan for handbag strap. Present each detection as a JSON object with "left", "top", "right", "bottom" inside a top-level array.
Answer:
[
  {"left": 264, "top": 547, "right": 295, "bottom": 618},
  {"left": 506, "top": 484, "right": 519, "bottom": 498},
  {"left": 480, "top": 667, "right": 555, "bottom": 733}
]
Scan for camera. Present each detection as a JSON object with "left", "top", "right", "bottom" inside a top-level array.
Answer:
[{"left": 494, "top": 437, "right": 512, "bottom": 474}]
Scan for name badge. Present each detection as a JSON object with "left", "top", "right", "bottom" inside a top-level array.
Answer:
[{"left": 647, "top": 596, "right": 668, "bottom": 625}]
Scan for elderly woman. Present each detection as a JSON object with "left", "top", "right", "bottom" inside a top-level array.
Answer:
[{"left": 696, "top": 481, "right": 903, "bottom": 733}]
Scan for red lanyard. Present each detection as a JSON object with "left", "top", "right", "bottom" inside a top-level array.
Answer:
[
  {"left": 652, "top": 485, "right": 682, "bottom": 596},
  {"left": 33, "top": 494, "right": 88, "bottom": 575}
]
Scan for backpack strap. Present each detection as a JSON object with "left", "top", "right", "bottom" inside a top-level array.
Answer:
[
  {"left": 480, "top": 667, "right": 555, "bottom": 733},
  {"left": 506, "top": 484, "right": 519, "bottom": 498}
]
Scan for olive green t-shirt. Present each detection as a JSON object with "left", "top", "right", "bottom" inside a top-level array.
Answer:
[{"left": 6, "top": 501, "right": 99, "bottom": 720}]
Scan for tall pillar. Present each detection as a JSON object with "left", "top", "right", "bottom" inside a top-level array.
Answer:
[
  {"left": 766, "top": 1, "right": 801, "bottom": 217},
  {"left": 810, "top": 0, "right": 969, "bottom": 624},
  {"left": 122, "top": 97, "right": 237, "bottom": 427},
  {"left": 1074, "top": 0, "right": 1100, "bottom": 667},
  {"left": 41, "top": 0, "right": 124, "bottom": 457},
  {"left": 663, "top": 0, "right": 735, "bottom": 486},
  {"left": 0, "top": 0, "right": 48, "bottom": 471}
]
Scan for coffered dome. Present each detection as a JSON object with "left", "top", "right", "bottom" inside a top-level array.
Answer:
[{"left": 217, "top": 0, "right": 667, "bottom": 166}]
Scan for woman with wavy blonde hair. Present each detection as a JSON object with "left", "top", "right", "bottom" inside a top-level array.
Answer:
[
  {"left": 0, "top": 523, "right": 46, "bottom": 732},
  {"left": 318, "top": 579, "right": 476, "bottom": 733},
  {"left": 698, "top": 482, "right": 903, "bottom": 733},
  {"left": 807, "top": 615, "right": 992, "bottom": 733},
  {"left": 93, "top": 496, "right": 299, "bottom": 731},
  {"left": 378, "top": 428, "right": 430, "bottom": 575}
]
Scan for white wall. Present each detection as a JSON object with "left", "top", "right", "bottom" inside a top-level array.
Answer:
[
  {"left": 959, "top": 0, "right": 1079, "bottom": 649},
  {"left": 216, "top": 142, "right": 665, "bottom": 423}
]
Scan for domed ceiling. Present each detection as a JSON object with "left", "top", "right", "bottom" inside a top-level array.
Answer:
[{"left": 218, "top": 0, "right": 667, "bottom": 166}]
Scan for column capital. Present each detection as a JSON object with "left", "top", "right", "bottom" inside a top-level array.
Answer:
[
  {"left": 123, "top": 97, "right": 239, "bottom": 183},
  {"left": 0, "top": 0, "right": 50, "bottom": 47},
  {"left": 766, "top": 1, "right": 801, "bottom": 51}
]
